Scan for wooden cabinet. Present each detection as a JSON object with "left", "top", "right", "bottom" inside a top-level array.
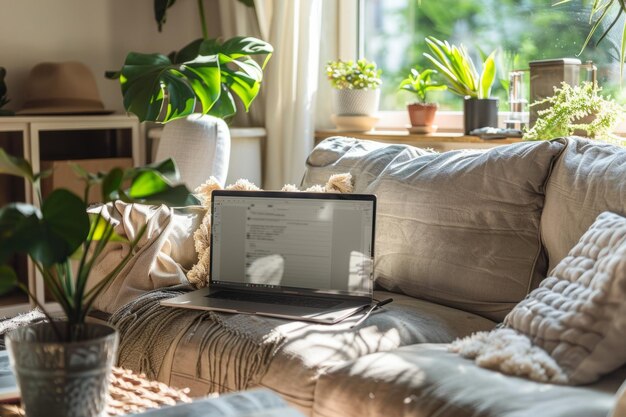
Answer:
[{"left": 0, "top": 114, "right": 141, "bottom": 317}]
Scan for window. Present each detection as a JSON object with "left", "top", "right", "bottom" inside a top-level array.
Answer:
[{"left": 361, "top": 0, "right": 624, "bottom": 116}]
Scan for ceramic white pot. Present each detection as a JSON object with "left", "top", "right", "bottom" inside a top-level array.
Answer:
[{"left": 332, "top": 89, "right": 380, "bottom": 116}]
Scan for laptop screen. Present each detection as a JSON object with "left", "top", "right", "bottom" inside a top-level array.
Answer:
[{"left": 210, "top": 191, "right": 376, "bottom": 298}]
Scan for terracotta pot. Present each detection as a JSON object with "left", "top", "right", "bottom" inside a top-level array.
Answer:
[{"left": 407, "top": 103, "right": 438, "bottom": 127}]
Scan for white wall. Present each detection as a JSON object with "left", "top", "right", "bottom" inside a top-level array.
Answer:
[{"left": 0, "top": 0, "right": 222, "bottom": 113}]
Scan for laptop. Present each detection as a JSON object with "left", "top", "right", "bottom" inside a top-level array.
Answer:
[{"left": 161, "top": 190, "right": 376, "bottom": 324}]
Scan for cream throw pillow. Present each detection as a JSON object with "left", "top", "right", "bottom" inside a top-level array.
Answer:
[{"left": 453, "top": 211, "right": 626, "bottom": 385}]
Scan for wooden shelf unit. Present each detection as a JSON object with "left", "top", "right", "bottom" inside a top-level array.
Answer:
[{"left": 0, "top": 114, "right": 141, "bottom": 317}]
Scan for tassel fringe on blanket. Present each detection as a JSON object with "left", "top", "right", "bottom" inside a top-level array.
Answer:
[{"left": 109, "top": 286, "right": 285, "bottom": 392}]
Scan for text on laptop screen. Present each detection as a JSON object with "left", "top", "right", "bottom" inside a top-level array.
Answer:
[{"left": 211, "top": 195, "right": 374, "bottom": 296}]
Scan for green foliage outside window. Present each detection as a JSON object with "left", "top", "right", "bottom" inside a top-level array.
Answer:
[{"left": 364, "top": 0, "right": 624, "bottom": 111}]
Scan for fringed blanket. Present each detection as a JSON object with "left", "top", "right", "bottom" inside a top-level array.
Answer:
[
  {"left": 109, "top": 286, "right": 285, "bottom": 391},
  {"left": 0, "top": 310, "right": 47, "bottom": 349}
]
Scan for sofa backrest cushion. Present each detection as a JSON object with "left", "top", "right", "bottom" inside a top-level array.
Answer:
[
  {"left": 302, "top": 136, "right": 434, "bottom": 191},
  {"left": 303, "top": 137, "right": 565, "bottom": 321},
  {"left": 541, "top": 137, "right": 626, "bottom": 273}
]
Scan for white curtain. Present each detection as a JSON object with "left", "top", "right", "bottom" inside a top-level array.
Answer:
[
  {"left": 218, "top": 0, "right": 265, "bottom": 127},
  {"left": 260, "top": 0, "right": 323, "bottom": 188},
  {"left": 219, "top": 0, "right": 324, "bottom": 189}
]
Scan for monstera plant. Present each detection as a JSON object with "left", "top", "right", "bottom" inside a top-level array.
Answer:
[{"left": 108, "top": 0, "right": 272, "bottom": 123}]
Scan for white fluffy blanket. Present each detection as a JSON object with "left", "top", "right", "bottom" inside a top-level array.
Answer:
[{"left": 450, "top": 328, "right": 568, "bottom": 383}]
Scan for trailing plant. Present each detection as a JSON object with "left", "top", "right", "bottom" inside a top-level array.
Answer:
[
  {"left": 556, "top": 0, "right": 626, "bottom": 78},
  {"left": 398, "top": 68, "right": 447, "bottom": 103},
  {"left": 108, "top": 0, "right": 272, "bottom": 123},
  {"left": 0, "top": 67, "right": 13, "bottom": 116},
  {"left": 0, "top": 150, "right": 197, "bottom": 341},
  {"left": 423, "top": 36, "right": 496, "bottom": 99},
  {"left": 524, "top": 81, "right": 625, "bottom": 145},
  {"left": 325, "top": 59, "right": 382, "bottom": 90}
]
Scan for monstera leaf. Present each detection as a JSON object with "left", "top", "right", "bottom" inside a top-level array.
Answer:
[
  {"left": 0, "top": 67, "right": 8, "bottom": 107},
  {"left": 154, "top": 0, "right": 253, "bottom": 32},
  {"left": 154, "top": 0, "right": 177, "bottom": 32},
  {"left": 112, "top": 36, "right": 272, "bottom": 123},
  {"left": 0, "top": 192, "right": 90, "bottom": 268},
  {"left": 0, "top": 67, "right": 13, "bottom": 116}
]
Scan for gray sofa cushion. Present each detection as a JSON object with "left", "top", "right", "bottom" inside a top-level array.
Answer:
[
  {"left": 158, "top": 291, "right": 495, "bottom": 416},
  {"left": 302, "top": 136, "right": 434, "bottom": 192},
  {"left": 304, "top": 137, "right": 565, "bottom": 321},
  {"left": 541, "top": 137, "right": 626, "bottom": 272},
  {"left": 313, "top": 344, "right": 626, "bottom": 417}
]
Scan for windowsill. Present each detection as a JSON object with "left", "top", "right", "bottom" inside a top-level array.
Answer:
[
  {"left": 315, "top": 129, "right": 522, "bottom": 145},
  {"left": 369, "top": 110, "right": 626, "bottom": 136}
]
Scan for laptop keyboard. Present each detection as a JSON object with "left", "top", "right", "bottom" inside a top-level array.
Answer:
[{"left": 207, "top": 290, "right": 343, "bottom": 309}]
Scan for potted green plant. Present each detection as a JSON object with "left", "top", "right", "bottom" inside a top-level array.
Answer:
[
  {"left": 423, "top": 37, "right": 497, "bottom": 134},
  {"left": 325, "top": 59, "right": 382, "bottom": 131},
  {"left": 524, "top": 81, "right": 625, "bottom": 145},
  {"left": 0, "top": 150, "right": 195, "bottom": 417},
  {"left": 107, "top": 0, "right": 273, "bottom": 124},
  {"left": 557, "top": 0, "right": 626, "bottom": 77},
  {"left": 399, "top": 68, "right": 447, "bottom": 133}
]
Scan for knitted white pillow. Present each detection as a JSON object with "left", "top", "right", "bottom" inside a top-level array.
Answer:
[
  {"left": 504, "top": 211, "right": 626, "bottom": 384},
  {"left": 452, "top": 211, "right": 626, "bottom": 385}
]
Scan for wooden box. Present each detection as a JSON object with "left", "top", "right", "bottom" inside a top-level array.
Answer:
[{"left": 41, "top": 157, "right": 134, "bottom": 204}]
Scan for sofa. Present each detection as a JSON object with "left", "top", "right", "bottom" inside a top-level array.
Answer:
[{"left": 98, "top": 136, "right": 626, "bottom": 417}]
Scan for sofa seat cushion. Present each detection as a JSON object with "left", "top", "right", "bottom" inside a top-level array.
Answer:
[
  {"left": 304, "top": 137, "right": 566, "bottom": 321},
  {"left": 313, "top": 344, "right": 626, "bottom": 417},
  {"left": 541, "top": 137, "right": 626, "bottom": 272},
  {"left": 159, "top": 291, "right": 495, "bottom": 415}
]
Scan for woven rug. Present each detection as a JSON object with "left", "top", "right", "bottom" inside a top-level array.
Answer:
[{"left": 0, "top": 366, "right": 193, "bottom": 416}]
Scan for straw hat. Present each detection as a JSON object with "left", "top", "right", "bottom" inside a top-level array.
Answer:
[{"left": 18, "top": 61, "right": 112, "bottom": 115}]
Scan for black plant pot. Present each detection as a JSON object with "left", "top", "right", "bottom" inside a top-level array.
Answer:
[{"left": 463, "top": 98, "right": 499, "bottom": 135}]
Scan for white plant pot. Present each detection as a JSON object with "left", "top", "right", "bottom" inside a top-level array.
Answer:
[{"left": 332, "top": 89, "right": 380, "bottom": 116}]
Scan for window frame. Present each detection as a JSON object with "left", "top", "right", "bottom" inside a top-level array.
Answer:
[
  {"left": 348, "top": 0, "right": 472, "bottom": 132},
  {"left": 349, "top": 0, "right": 626, "bottom": 134}
]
